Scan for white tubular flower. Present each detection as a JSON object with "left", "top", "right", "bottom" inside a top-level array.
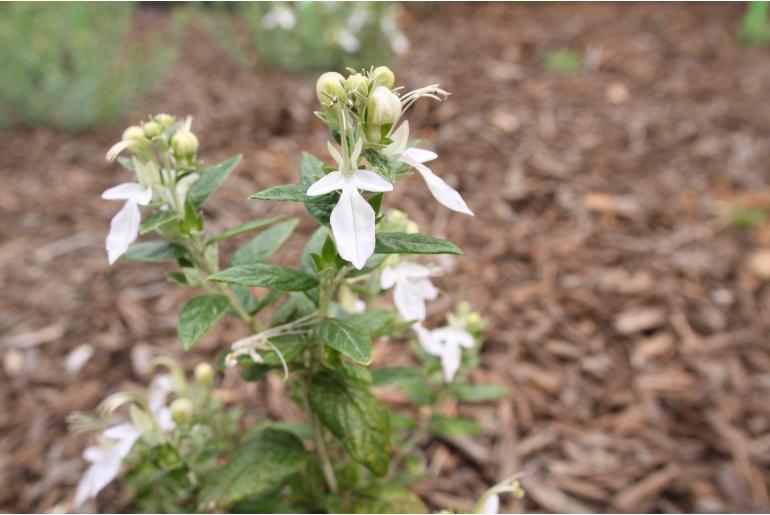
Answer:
[
  {"left": 74, "top": 423, "right": 140, "bottom": 507},
  {"left": 380, "top": 261, "right": 440, "bottom": 322},
  {"left": 262, "top": 4, "right": 296, "bottom": 30},
  {"left": 307, "top": 138, "right": 393, "bottom": 269},
  {"left": 414, "top": 323, "right": 474, "bottom": 383},
  {"left": 384, "top": 122, "right": 473, "bottom": 216}
]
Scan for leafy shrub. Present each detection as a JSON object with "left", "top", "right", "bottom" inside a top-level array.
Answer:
[{"left": 0, "top": 3, "right": 174, "bottom": 130}]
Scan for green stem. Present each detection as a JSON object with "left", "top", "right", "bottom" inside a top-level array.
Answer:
[{"left": 299, "top": 375, "right": 338, "bottom": 493}]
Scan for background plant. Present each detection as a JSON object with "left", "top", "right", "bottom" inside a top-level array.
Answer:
[
  {"left": 73, "top": 66, "right": 506, "bottom": 513},
  {"left": 0, "top": 3, "right": 174, "bottom": 131},
  {"left": 203, "top": 2, "right": 408, "bottom": 73}
]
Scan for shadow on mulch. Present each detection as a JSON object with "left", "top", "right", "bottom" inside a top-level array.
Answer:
[{"left": 2, "top": 3, "right": 770, "bottom": 513}]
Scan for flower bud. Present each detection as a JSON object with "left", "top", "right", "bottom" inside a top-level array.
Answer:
[
  {"left": 170, "top": 398, "right": 194, "bottom": 425},
  {"left": 372, "top": 66, "right": 395, "bottom": 89},
  {"left": 122, "top": 125, "right": 147, "bottom": 143},
  {"left": 154, "top": 113, "right": 175, "bottom": 129},
  {"left": 346, "top": 73, "right": 369, "bottom": 97},
  {"left": 142, "top": 121, "right": 161, "bottom": 139},
  {"left": 316, "top": 71, "right": 347, "bottom": 104},
  {"left": 367, "top": 86, "right": 401, "bottom": 126},
  {"left": 405, "top": 221, "right": 419, "bottom": 234},
  {"left": 194, "top": 362, "right": 215, "bottom": 387},
  {"left": 172, "top": 130, "right": 199, "bottom": 160}
]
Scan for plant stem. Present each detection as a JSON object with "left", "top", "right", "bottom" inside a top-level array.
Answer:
[{"left": 299, "top": 376, "right": 338, "bottom": 493}]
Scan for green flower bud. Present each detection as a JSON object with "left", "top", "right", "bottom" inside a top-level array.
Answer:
[
  {"left": 142, "top": 121, "right": 161, "bottom": 139},
  {"left": 372, "top": 66, "right": 395, "bottom": 89},
  {"left": 122, "top": 125, "right": 147, "bottom": 143},
  {"left": 172, "top": 130, "right": 199, "bottom": 160},
  {"left": 316, "top": 71, "right": 347, "bottom": 104},
  {"left": 154, "top": 113, "right": 175, "bottom": 129},
  {"left": 346, "top": 73, "right": 369, "bottom": 97},
  {"left": 367, "top": 86, "right": 401, "bottom": 127},
  {"left": 194, "top": 362, "right": 215, "bottom": 387},
  {"left": 170, "top": 398, "right": 194, "bottom": 425}
]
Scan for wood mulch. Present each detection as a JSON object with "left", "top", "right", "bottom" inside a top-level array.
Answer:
[{"left": 2, "top": 3, "right": 770, "bottom": 513}]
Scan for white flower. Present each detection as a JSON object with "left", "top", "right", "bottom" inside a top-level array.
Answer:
[
  {"left": 306, "top": 139, "right": 393, "bottom": 269},
  {"left": 148, "top": 374, "right": 175, "bottom": 433},
  {"left": 414, "top": 323, "right": 474, "bottom": 383},
  {"left": 480, "top": 494, "right": 500, "bottom": 514},
  {"left": 383, "top": 122, "right": 473, "bottom": 216},
  {"left": 380, "top": 260, "right": 440, "bottom": 322},
  {"left": 102, "top": 181, "right": 153, "bottom": 265},
  {"left": 262, "top": 4, "right": 296, "bottom": 30},
  {"left": 74, "top": 423, "right": 140, "bottom": 507}
]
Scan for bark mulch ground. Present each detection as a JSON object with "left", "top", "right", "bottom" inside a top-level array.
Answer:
[{"left": 2, "top": 3, "right": 770, "bottom": 513}]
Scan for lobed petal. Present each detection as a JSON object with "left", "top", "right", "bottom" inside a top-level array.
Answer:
[
  {"left": 353, "top": 169, "right": 393, "bottom": 192},
  {"left": 330, "top": 181, "right": 376, "bottom": 269},
  {"left": 106, "top": 200, "right": 141, "bottom": 265},
  {"left": 408, "top": 160, "right": 474, "bottom": 216},
  {"left": 306, "top": 171, "right": 344, "bottom": 196}
]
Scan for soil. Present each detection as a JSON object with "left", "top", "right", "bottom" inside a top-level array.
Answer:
[{"left": 3, "top": 2, "right": 770, "bottom": 513}]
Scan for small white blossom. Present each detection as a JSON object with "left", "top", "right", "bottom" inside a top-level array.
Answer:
[
  {"left": 307, "top": 139, "right": 393, "bottom": 269},
  {"left": 262, "top": 4, "right": 296, "bottom": 30},
  {"left": 380, "top": 260, "right": 440, "bottom": 322},
  {"left": 414, "top": 322, "right": 474, "bottom": 383},
  {"left": 102, "top": 180, "right": 153, "bottom": 265},
  {"left": 74, "top": 423, "right": 140, "bottom": 507},
  {"left": 384, "top": 122, "right": 473, "bottom": 216}
]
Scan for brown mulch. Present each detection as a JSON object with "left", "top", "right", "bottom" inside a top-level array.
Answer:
[{"left": 3, "top": 3, "right": 770, "bottom": 513}]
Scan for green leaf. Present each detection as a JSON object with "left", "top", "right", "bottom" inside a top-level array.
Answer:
[
  {"left": 299, "top": 151, "right": 325, "bottom": 186},
  {"left": 210, "top": 264, "right": 319, "bottom": 291},
  {"left": 271, "top": 293, "right": 316, "bottom": 325},
  {"left": 347, "top": 310, "right": 397, "bottom": 339},
  {"left": 122, "top": 241, "right": 186, "bottom": 262},
  {"left": 208, "top": 214, "right": 284, "bottom": 243},
  {"left": 189, "top": 154, "right": 242, "bottom": 207},
  {"left": 249, "top": 183, "right": 308, "bottom": 202},
  {"left": 371, "top": 367, "right": 422, "bottom": 387},
  {"left": 374, "top": 233, "right": 462, "bottom": 255},
  {"left": 139, "top": 210, "right": 177, "bottom": 235},
  {"left": 349, "top": 484, "right": 428, "bottom": 514},
  {"left": 199, "top": 429, "right": 306, "bottom": 510},
  {"left": 452, "top": 383, "right": 508, "bottom": 402},
  {"left": 230, "top": 219, "right": 298, "bottom": 266},
  {"left": 178, "top": 295, "right": 230, "bottom": 351},
  {"left": 317, "top": 318, "right": 372, "bottom": 364},
  {"left": 305, "top": 192, "right": 338, "bottom": 226},
  {"left": 428, "top": 415, "right": 483, "bottom": 439},
  {"left": 309, "top": 373, "right": 391, "bottom": 476}
]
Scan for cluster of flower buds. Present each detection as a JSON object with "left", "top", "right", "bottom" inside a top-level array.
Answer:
[
  {"left": 309, "top": 66, "right": 470, "bottom": 270},
  {"left": 102, "top": 114, "right": 202, "bottom": 264}
]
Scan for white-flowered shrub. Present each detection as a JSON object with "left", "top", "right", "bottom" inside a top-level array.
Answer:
[{"left": 73, "top": 66, "right": 520, "bottom": 513}]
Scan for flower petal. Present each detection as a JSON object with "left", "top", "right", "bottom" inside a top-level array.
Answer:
[
  {"left": 440, "top": 343, "right": 462, "bottom": 383},
  {"left": 402, "top": 147, "right": 437, "bottom": 164},
  {"left": 396, "top": 261, "right": 434, "bottom": 279},
  {"left": 393, "top": 280, "right": 427, "bottom": 322},
  {"left": 101, "top": 182, "right": 147, "bottom": 201},
  {"left": 413, "top": 324, "right": 443, "bottom": 356},
  {"left": 432, "top": 326, "right": 474, "bottom": 349},
  {"left": 350, "top": 136, "right": 364, "bottom": 164},
  {"left": 380, "top": 266, "right": 397, "bottom": 289},
  {"left": 353, "top": 170, "right": 393, "bottom": 192},
  {"left": 409, "top": 160, "right": 474, "bottom": 216},
  {"left": 385, "top": 121, "right": 409, "bottom": 158},
  {"left": 327, "top": 141, "right": 344, "bottom": 169},
  {"left": 481, "top": 494, "right": 500, "bottom": 515},
  {"left": 306, "top": 171, "right": 344, "bottom": 196},
  {"left": 106, "top": 200, "right": 141, "bottom": 265},
  {"left": 330, "top": 181, "right": 376, "bottom": 269}
]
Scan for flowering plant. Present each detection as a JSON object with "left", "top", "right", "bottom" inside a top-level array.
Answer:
[{"left": 72, "top": 66, "right": 513, "bottom": 513}]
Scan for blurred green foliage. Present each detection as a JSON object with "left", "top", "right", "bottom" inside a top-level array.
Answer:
[
  {"left": 205, "top": 2, "right": 408, "bottom": 74},
  {"left": 741, "top": 1, "right": 770, "bottom": 44},
  {"left": 728, "top": 205, "right": 767, "bottom": 229},
  {"left": 0, "top": 3, "right": 174, "bottom": 131},
  {"left": 541, "top": 48, "right": 583, "bottom": 74}
]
